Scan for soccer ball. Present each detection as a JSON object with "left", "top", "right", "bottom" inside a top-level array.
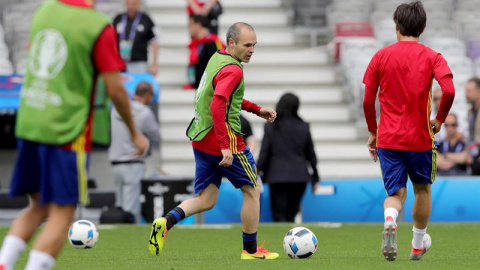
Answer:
[
  {"left": 68, "top": 220, "right": 99, "bottom": 249},
  {"left": 283, "top": 227, "right": 318, "bottom": 259}
]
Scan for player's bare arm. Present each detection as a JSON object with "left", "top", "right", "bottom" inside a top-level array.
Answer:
[{"left": 103, "top": 71, "right": 148, "bottom": 156}]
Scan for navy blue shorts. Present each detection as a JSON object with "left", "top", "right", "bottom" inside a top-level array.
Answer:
[
  {"left": 10, "top": 139, "right": 90, "bottom": 205},
  {"left": 378, "top": 147, "right": 436, "bottom": 196},
  {"left": 193, "top": 147, "right": 257, "bottom": 194}
]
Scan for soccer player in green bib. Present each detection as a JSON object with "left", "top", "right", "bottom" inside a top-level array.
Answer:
[
  {"left": 148, "top": 22, "right": 279, "bottom": 260},
  {"left": 0, "top": 1, "right": 148, "bottom": 269}
]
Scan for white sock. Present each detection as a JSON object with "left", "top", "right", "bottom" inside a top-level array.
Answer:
[
  {"left": 384, "top": 208, "right": 399, "bottom": 224},
  {"left": 412, "top": 226, "right": 427, "bottom": 250},
  {"left": 24, "top": 250, "right": 55, "bottom": 270},
  {"left": 0, "top": 235, "right": 27, "bottom": 270}
]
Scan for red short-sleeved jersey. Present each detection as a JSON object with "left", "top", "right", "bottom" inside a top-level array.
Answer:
[{"left": 363, "top": 41, "right": 454, "bottom": 151}]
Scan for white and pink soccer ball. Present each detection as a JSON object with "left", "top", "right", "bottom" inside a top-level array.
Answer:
[
  {"left": 68, "top": 220, "right": 99, "bottom": 249},
  {"left": 283, "top": 227, "right": 318, "bottom": 259}
]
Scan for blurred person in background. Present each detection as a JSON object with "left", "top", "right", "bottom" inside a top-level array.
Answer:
[
  {"left": 436, "top": 114, "right": 468, "bottom": 176},
  {"left": 185, "top": 15, "right": 225, "bottom": 89},
  {"left": 432, "top": 89, "right": 446, "bottom": 141},
  {"left": 109, "top": 82, "right": 160, "bottom": 223},
  {"left": 0, "top": 0, "right": 147, "bottom": 269},
  {"left": 187, "top": 0, "right": 222, "bottom": 34},
  {"left": 465, "top": 78, "right": 480, "bottom": 175},
  {"left": 257, "top": 93, "right": 320, "bottom": 222},
  {"left": 113, "top": 0, "right": 162, "bottom": 176},
  {"left": 113, "top": 0, "right": 160, "bottom": 75}
]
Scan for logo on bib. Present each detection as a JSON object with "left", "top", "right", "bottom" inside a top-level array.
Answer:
[{"left": 28, "top": 29, "right": 68, "bottom": 80}]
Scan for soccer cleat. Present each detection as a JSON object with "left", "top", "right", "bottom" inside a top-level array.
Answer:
[
  {"left": 148, "top": 217, "right": 168, "bottom": 256},
  {"left": 410, "top": 233, "right": 431, "bottom": 260},
  {"left": 381, "top": 218, "right": 398, "bottom": 261},
  {"left": 241, "top": 241, "right": 279, "bottom": 260}
]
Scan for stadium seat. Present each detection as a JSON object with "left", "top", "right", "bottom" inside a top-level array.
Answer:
[
  {"left": 425, "top": 37, "right": 466, "bottom": 61},
  {"left": 332, "top": 22, "right": 374, "bottom": 63},
  {"left": 374, "top": 19, "right": 397, "bottom": 47},
  {"left": 460, "top": 20, "right": 480, "bottom": 41}
]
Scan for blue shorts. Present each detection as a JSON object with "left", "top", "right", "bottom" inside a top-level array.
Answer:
[
  {"left": 9, "top": 139, "right": 90, "bottom": 205},
  {"left": 378, "top": 148, "right": 436, "bottom": 196},
  {"left": 193, "top": 147, "right": 257, "bottom": 194}
]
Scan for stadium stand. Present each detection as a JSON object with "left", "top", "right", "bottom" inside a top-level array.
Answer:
[
  {"left": 329, "top": 0, "right": 480, "bottom": 139},
  {"left": 3, "top": 0, "right": 480, "bottom": 183}
]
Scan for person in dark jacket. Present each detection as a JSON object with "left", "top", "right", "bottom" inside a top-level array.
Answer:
[{"left": 257, "top": 93, "right": 320, "bottom": 222}]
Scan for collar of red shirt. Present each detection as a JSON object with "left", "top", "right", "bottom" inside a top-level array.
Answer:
[{"left": 59, "top": 0, "right": 94, "bottom": 8}]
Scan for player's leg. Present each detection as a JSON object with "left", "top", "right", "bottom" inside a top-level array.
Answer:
[
  {"left": 0, "top": 194, "right": 48, "bottom": 270},
  {"left": 384, "top": 188, "right": 406, "bottom": 223},
  {"left": 240, "top": 184, "right": 261, "bottom": 238},
  {"left": 221, "top": 148, "right": 278, "bottom": 259},
  {"left": 27, "top": 143, "right": 88, "bottom": 269},
  {"left": 406, "top": 149, "right": 435, "bottom": 260},
  {"left": 149, "top": 148, "right": 222, "bottom": 256},
  {"left": 410, "top": 183, "right": 431, "bottom": 260},
  {"left": 24, "top": 204, "right": 76, "bottom": 270},
  {"left": 378, "top": 148, "right": 409, "bottom": 261},
  {"left": 0, "top": 140, "right": 45, "bottom": 270}
]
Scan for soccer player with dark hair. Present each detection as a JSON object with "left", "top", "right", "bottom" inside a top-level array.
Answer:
[
  {"left": 0, "top": 0, "right": 148, "bottom": 269},
  {"left": 363, "top": 1, "right": 455, "bottom": 261},
  {"left": 148, "top": 22, "right": 279, "bottom": 260}
]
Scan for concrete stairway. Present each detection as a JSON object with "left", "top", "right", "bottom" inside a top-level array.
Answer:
[{"left": 145, "top": 0, "right": 381, "bottom": 179}]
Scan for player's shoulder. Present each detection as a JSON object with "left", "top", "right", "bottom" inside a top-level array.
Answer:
[
  {"left": 222, "top": 62, "right": 243, "bottom": 74},
  {"left": 417, "top": 43, "right": 441, "bottom": 56},
  {"left": 112, "top": 13, "right": 124, "bottom": 24}
]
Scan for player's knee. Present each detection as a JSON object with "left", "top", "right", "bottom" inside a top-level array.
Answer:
[
  {"left": 200, "top": 197, "right": 217, "bottom": 211},
  {"left": 241, "top": 185, "right": 260, "bottom": 200},
  {"left": 27, "top": 202, "right": 48, "bottom": 219},
  {"left": 413, "top": 183, "right": 431, "bottom": 194}
]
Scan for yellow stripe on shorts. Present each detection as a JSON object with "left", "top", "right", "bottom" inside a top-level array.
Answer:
[{"left": 237, "top": 152, "right": 257, "bottom": 186}]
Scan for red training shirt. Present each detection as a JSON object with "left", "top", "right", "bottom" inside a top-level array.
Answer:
[
  {"left": 192, "top": 52, "right": 261, "bottom": 155},
  {"left": 363, "top": 41, "right": 455, "bottom": 151},
  {"left": 59, "top": 0, "right": 126, "bottom": 152}
]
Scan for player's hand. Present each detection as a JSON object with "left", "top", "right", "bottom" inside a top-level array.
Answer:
[
  {"left": 149, "top": 64, "right": 158, "bottom": 76},
  {"left": 219, "top": 149, "right": 233, "bottom": 167},
  {"left": 430, "top": 118, "right": 442, "bottom": 134},
  {"left": 259, "top": 108, "right": 276, "bottom": 123},
  {"left": 367, "top": 132, "right": 378, "bottom": 162},
  {"left": 132, "top": 132, "right": 149, "bottom": 156}
]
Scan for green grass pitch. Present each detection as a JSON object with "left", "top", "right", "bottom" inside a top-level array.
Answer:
[{"left": 1, "top": 223, "right": 478, "bottom": 270}]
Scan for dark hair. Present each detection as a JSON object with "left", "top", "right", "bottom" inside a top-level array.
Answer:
[
  {"left": 393, "top": 1, "right": 426, "bottom": 37},
  {"left": 135, "top": 81, "right": 153, "bottom": 97},
  {"left": 226, "top": 22, "right": 254, "bottom": 43},
  {"left": 191, "top": 15, "right": 210, "bottom": 29},
  {"left": 274, "top": 93, "right": 303, "bottom": 128},
  {"left": 468, "top": 77, "right": 480, "bottom": 89}
]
